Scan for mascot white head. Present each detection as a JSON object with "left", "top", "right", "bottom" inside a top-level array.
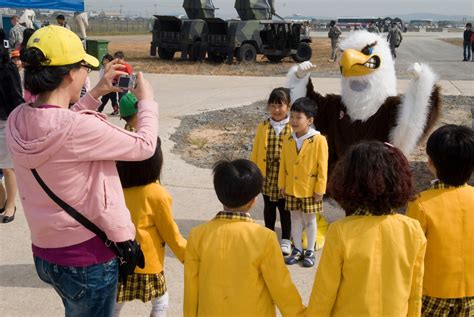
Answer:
[{"left": 339, "top": 31, "right": 397, "bottom": 121}]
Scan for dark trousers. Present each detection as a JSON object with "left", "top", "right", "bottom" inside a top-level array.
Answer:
[
  {"left": 263, "top": 195, "right": 291, "bottom": 240},
  {"left": 98, "top": 92, "right": 118, "bottom": 112},
  {"left": 463, "top": 41, "right": 472, "bottom": 60}
]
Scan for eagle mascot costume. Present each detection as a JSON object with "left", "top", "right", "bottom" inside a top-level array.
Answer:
[{"left": 285, "top": 31, "right": 441, "bottom": 250}]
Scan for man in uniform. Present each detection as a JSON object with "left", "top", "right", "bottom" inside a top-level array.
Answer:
[
  {"left": 8, "top": 16, "right": 26, "bottom": 50},
  {"left": 328, "top": 20, "right": 341, "bottom": 62},
  {"left": 387, "top": 23, "right": 403, "bottom": 58}
]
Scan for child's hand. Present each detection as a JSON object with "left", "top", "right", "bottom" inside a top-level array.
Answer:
[
  {"left": 313, "top": 192, "right": 323, "bottom": 202},
  {"left": 132, "top": 72, "right": 154, "bottom": 101},
  {"left": 279, "top": 188, "right": 286, "bottom": 198},
  {"left": 90, "top": 59, "right": 127, "bottom": 99}
]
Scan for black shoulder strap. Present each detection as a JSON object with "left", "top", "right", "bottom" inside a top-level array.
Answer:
[{"left": 31, "top": 168, "right": 113, "bottom": 247}]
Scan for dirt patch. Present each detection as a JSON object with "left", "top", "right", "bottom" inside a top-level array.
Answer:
[
  {"left": 439, "top": 38, "right": 464, "bottom": 47},
  {"left": 104, "top": 34, "right": 339, "bottom": 77},
  {"left": 171, "top": 96, "right": 474, "bottom": 192}
]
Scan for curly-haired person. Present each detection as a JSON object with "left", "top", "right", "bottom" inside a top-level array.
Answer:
[
  {"left": 306, "top": 141, "right": 427, "bottom": 317},
  {"left": 407, "top": 124, "right": 474, "bottom": 317}
]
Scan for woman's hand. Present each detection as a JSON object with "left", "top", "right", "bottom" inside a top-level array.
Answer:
[
  {"left": 313, "top": 192, "right": 323, "bottom": 202},
  {"left": 132, "top": 72, "right": 154, "bottom": 101},
  {"left": 279, "top": 188, "right": 286, "bottom": 199},
  {"left": 89, "top": 59, "right": 127, "bottom": 100}
]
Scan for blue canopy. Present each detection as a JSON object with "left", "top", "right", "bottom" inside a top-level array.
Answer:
[{"left": 0, "top": 1, "right": 84, "bottom": 11}]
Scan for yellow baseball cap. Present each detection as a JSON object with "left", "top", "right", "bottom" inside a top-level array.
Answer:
[{"left": 27, "top": 25, "right": 99, "bottom": 68}]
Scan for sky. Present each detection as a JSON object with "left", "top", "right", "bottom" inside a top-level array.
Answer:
[{"left": 85, "top": 0, "right": 474, "bottom": 18}]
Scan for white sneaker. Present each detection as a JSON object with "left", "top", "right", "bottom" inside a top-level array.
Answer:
[{"left": 281, "top": 239, "right": 292, "bottom": 256}]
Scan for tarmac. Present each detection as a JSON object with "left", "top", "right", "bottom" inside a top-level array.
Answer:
[{"left": 1, "top": 71, "right": 473, "bottom": 316}]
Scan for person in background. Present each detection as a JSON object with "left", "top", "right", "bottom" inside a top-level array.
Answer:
[
  {"left": 387, "top": 23, "right": 403, "bottom": 58},
  {"left": 407, "top": 124, "right": 474, "bottom": 317},
  {"left": 97, "top": 54, "right": 118, "bottom": 113},
  {"left": 9, "top": 16, "right": 26, "bottom": 50},
  {"left": 114, "top": 51, "right": 133, "bottom": 104},
  {"left": 0, "top": 32, "right": 23, "bottom": 223},
  {"left": 463, "top": 23, "right": 472, "bottom": 61},
  {"left": 56, "top": 15, "right": 71, "bottom": 30},
  {"left": 119, "top": 93, "right": 139, "bottom": 132},
  {"left": 367, "top": 20, "right": 380, "bottom": 33},
  {"left": 250, "top": 87, "right": 292, "bottom": 256},
  {"left": 307, "top": 141, "right": 426, "bottom": 316},
  {"left": 328, "top": 20, "right": 341, "bottom": 62}
]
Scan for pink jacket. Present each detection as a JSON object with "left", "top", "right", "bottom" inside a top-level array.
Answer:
[{"left": 6, "top": 93, "right": 159, "bottom": 248}]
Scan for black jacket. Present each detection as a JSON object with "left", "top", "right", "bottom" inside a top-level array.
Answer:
[
  {"left": 464, "top": 29, "right": 472, "bottom": 42},
  {"left": 0, "top": 60, "right": 24, "bottom": 120}
]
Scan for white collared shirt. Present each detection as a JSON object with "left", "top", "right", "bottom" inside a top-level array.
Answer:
[
  {"left": 291, "top": 127, "right": 320, "bottom": 151},
  {"left": 269, "top": 116, "right": 290, "bottom": 136}
]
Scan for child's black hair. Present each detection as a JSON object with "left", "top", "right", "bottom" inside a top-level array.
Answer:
[
  {"left": 117, "top": 137, "right": 163, "bottom": 188},
  {"left": 291, "top": 97, "right": 317, "bottom": 118},
  {"left": 268, "top": 87, "right": 291, "bottom": 106},
  {"left": 102, "top": 53, "right": 114, "bottom": 63},
  {"left": 426, "top": 124, "right": 474, "bottom": 186},
  {"left": 213, "top": 159, "right": 263, "bottom": 208},
  {"left": 114, "top": 51, "right": 125, "bottom": 59}
]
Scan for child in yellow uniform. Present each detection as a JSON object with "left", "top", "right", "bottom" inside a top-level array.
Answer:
[
  {"left": 307, "top": 141, "right": 426, "bottom": 316},
  {"left": 115, "top": 138, "right": 187, "bottom": 317},
  {"left": 279, "top": 97, "right": 328, "bottom": 267},
  {"left": 184, "top": 159, "right": 305, "bottom": 317},
  {"left": 250, "top": 87, "right": 292, "bottom": 255},
  {"left": 407, "top": 125, "right": 474, "bottom": 316}
]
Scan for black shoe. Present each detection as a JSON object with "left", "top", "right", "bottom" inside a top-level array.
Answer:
[
  {"left": 0, "top": 201, "right": 5, "bottom": 214},
  {"left": 302, "top": 250, "right": 316, "bottom": 267},
  {"left": 285, "top": 248, "right": 303, "bottom": 265},
  {"left": 1, "top": 206, "right": 16, "bottom": 223}
]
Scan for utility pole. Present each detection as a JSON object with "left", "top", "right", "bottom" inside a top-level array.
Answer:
[{"left": 154, "top": 3, "right": 158, "bottom": 14}]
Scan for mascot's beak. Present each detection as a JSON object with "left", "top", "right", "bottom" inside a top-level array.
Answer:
[{"left": 339, "top": 49, "right": 381, "bottom": 77}]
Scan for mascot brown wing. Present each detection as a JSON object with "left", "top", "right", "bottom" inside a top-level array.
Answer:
[{"left": 306, "top": 78, "right": 442, "bottom": 174}]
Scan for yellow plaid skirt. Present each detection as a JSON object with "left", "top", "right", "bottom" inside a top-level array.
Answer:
[
  {"left": 285, "top": 195, "right": 323, "bottom": 214},
  {"left": 422, "top": 295, "right": 474, "bottom": 316},
  {"left": 117, "top": 272, "right": 167, "bottom": 303}
]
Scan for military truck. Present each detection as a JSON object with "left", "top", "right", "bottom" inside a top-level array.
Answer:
[
  {"left": 150, "top": 0, "right": 215, "bottom": 61},
  {"left": 205, "top": 0, "right": 312, "bottom": 64}
]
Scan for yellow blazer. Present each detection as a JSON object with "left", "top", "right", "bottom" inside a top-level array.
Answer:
[
  {"left": 123, "top": 182, "right": 187, "bottom": 274},
  {"left": 250, "top": 119, "right": 291, "bottom": 177},
  {"left": 278, "top": 134, "right": 328, "bottom": 197},
  {"left": 307, "top": 214, "right": 426, "bottom": 317},
  {"left": 184, "top": 217, "right": 305, "bottom": 317},
  {"left": 407, "top": 184, "right": 474, "bottom": 298}
]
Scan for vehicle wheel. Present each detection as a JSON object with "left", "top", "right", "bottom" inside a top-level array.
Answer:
[
  {"left": 208, "top": 52, "right": 225, "bottom": 63},
  {"left": 158, "top": 47, "right": 175, "bottom": 60},
  {"left": 292, "top": 42, "right": 312, "bottom": 63},
  {"left": 237, "top": 44, "right": 257, "bottom": 63},
  {"left": 267, "top": 55, "right": 284, "bottom": 63}
]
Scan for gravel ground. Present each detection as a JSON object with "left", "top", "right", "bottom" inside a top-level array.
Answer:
[{"left": 171, "top": 95, "right": 474, "bottom": 192}]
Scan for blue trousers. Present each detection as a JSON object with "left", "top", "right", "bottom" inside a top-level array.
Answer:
[{"left": 34, "top": 257, "right": 118, "bottom": 317}]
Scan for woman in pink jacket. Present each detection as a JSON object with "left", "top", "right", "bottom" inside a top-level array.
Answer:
[{"left": 6, "top": 26, "right": 158, "bottom": 316}]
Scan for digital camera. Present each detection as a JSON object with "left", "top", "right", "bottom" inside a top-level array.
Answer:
[{"left": 116, "top": 74, "right": 137, "bottom": 90}]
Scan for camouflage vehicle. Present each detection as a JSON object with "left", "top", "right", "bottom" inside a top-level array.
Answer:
[
  {"left": 150, "top": 0, "right": 215, "bottom": 61},
  {"left": 206, "top": 0, "right": 313, "bottom": 63}
]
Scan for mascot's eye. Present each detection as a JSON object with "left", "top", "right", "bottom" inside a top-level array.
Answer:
[{"left": 362, "top": 47, "right": 373, "bottom": 55}]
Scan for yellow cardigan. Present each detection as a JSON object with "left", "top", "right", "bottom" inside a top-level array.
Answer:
[
  {"left": 184, "top": 217, "right": 305, "bottom": 317},
  {"left": 307, "top": 214, "right": 426, "bottom": 317},
  {"left": 278, "top": 134, "right": 328, "bottom": 197},
  {"left": 407, "top": 184, "right": 474, "bottom": 298},
  {"left": 123, "top": 182, "right": 187, "bottom": 274},
  {"left": 250, "top": 119, "right": 291, "bottom": 177}
]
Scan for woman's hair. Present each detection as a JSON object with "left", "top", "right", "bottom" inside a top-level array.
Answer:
[
  {"left": 268, "top": 87, "right": 291, "bottom": 106},
  {"left": 117, "top": 138, "right": 163, "bottom": 188},
  {"left": 20, "top": 47, "right": 81, "bottom": 95},
  {"left": 329, "top": 141, "right": 414, "bottom": 216}
]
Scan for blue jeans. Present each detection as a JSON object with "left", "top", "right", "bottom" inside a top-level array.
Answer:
[
  {"left": 464, "top": 41, "right": 471, "bottom": 60},
  {"left": 34, "top": 257, "right": 118, "bottom": 317}
]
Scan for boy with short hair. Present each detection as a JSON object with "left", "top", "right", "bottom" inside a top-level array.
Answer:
[
  {"left": 407, "top": 124, "right": 474, "bottom": 316},
  {"left": 119, "top": 92, "right": 138, "bottom": 132},
  {"left": 113, "top": 51, "right": 133, "bottom": 101},
  {"left": 279, "top": 97, "right": 328, "bottom": 268},
  {"left": 184, "top": 159, "right": 305, "bottom": 317}
]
